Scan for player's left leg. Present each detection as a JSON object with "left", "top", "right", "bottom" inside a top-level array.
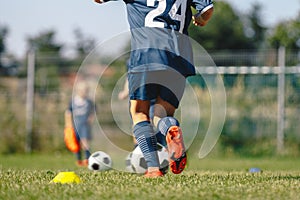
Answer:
[
  {"left": 158, "top": 116, "right": 187, "bottom": 174},
  {"left": 78, "top": 126, "right": 91, "bottom": 166},
  {"left": 80, "top": 138, "right": 90, "bottom": 166},
  {"left": 152, "top": 72, "right": 187, "bottom": 174},
  {"left": 153, "top": 97, "right": 187, "bottom": 174}
]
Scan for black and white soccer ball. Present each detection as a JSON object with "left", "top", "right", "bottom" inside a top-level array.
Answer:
[
  {"left": 126, "top": 146, "right": 146, "bottom": 174},
  {"left": 126, "top": 144, "right": 169, "bottom": 174},
  {"left": 125, "top": 151, "right": 135, "bottom": 173},
  {"left": 88, "top": 151, "right": 112, "bottom": 171}
]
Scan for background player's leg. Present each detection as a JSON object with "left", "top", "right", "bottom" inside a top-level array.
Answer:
[{"left": 80, "top": 138, "right": 91, "bottom": 166}]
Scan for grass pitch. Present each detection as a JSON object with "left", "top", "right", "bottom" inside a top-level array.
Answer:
[{"left": 0, "top": 154, "right": 299, "bottom": 200}]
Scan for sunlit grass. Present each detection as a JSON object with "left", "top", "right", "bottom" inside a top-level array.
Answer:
[{"left": 0, "top": 154, "right": 299, "bottom": 200}]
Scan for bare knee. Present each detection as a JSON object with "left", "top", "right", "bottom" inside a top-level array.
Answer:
[
  {"left": 130, "top": 100, "right": 150, "bottom": 124},
  {"left": 153, "top": 96, "right": 176, "bottom": 127}
]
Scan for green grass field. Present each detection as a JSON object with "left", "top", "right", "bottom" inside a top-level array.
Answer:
[{"left": 0, "top": 153, "right": 300, "bottom": 200}]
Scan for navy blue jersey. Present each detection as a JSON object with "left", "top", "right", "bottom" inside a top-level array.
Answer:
[
  {"left": 126, "top": 0, "right": 213, "bottom": 77},
  {"left": 126, "top": 0, "right": 213, "bottom": 34},
  {"left": 69, "top": 96, "right": 94, "bottom": 126}
]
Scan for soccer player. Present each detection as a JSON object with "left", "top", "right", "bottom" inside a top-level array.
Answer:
[
  {"left": 65, "top": 82, "right": 95, "bottom": 167},
  {"left": 94, "top": 0, "right": 213, "bottom": 177}
]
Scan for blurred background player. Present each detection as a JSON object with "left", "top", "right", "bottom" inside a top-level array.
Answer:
[
  {"left": 95, "top": 0, "right": 213, "bottom": 177},
  {"left": 65, "top": 82, "right": 95, "bottom": 167}
]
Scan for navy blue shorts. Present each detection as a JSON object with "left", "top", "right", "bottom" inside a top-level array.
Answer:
[
  {"left": 128, "top": 69, "right": 186, "bottom": 108},
  {"left": 127, "top": 29, "right": 195, "bottom": 108},
  {"left": 74, "top": 123, "right": 91, "bottom": 141}
]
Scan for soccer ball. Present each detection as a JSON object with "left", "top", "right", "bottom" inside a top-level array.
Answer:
[
  {"left": 88, "top": 151, "right": 112, "bottom": 171},
  {"left": 125, "top": 151, "right": 134, "bottom": 173},
  {"left": 128, "top": 144, "right": 169, "bottom": 174},
  {"left": 158, "top": 145, "right": 169, "bottom": 174},
  {"left": 128, "top": 146, "right": 146, "bottom": 173}
]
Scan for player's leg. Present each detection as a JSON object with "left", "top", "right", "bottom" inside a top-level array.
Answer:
[
  {"left": 153, "top": 71, "right": 187, "bottom": 174},
  {"left": 77, "top": 125, "right": 91, "bottom": 167},
  {"left": 80, "top": 138, "right": 90, "bottom": 166},
  {"left": 130, "top": 99, "right": 162, "bottom": 176},
  {"left": 74, "top": 130, "right": 83, "bottom": 166},
  {"left": 154, "top": 98, "right": 187, "bottom": 174},
  {"left": 128, "top": 71, "right": 162, "bottom": 176},
  {"left": 130, "top": 99, "right": 150, "bottom": 124},
  {"left": 153, "top": 96, "right": 175, "bottom": 147}
]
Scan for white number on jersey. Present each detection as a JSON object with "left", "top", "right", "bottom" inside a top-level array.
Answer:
[
  {"left": 145, "top": 0, "right": 166, "bottom": 28},
  {"left": 168, "top": 0, "right": 187, "bottom": 33},
  {"left": 144, "top": 0, "right": 187, "bottom": 33}
]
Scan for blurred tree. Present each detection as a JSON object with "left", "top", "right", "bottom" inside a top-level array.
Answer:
[
  {"left": 73, "top": 27, "right": 96, "bottom": 57},
  {"left": 268, "top": 15, "right": 300, "bottom": 50},
  {"left": 26, "top": 30, "right": 64, "bottom": 94},
  {"left": 188, "top": 1, "right": 253, "bottom": 50},
  {"left": 268, "top": 15, "right": 300, "bottom": 110},
  {"left": 247, "top": 3, "right": 267, "bottom": 49},
  {"left": 0, "top": 25, "right": 9, "bottom": 68},
  {"left": 0, "top": 25, "right": 8, "bottom": 56},
  {"left": 27, "top": 30, "right": 63, "bottom": 56},
  {"left": 188, "top": 1, "right": 258, "bottom": 86},
  {"left": 0, "top": 25, "right": 19, "bottom": 76}
]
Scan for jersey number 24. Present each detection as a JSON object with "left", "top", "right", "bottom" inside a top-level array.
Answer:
[{"left": 145, "top": 0, "right": 187, "bottom": 33}]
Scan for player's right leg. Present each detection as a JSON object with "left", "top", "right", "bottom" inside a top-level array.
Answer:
[{"left": 130, "top": 99, "right": 162, "bottom": 177}]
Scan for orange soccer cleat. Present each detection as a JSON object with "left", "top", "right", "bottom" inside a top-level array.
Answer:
[
  {"left": 82, "top": 159, "right": 89, "bottom": 167},
  {"left": 76, "top": 160, "right": 83, "bottom": 167},
  {"left": 166, "top": 126, "right": 187, "bottom": 174}
]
